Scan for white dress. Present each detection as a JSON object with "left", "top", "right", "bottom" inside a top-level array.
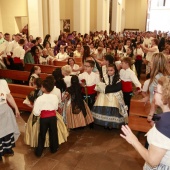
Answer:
[{"left": 0, "top": 80, "right": 20, "bottom": 156}]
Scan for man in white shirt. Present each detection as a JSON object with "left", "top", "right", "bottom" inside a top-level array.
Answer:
[
  {"left": 10, "top": 33, "right": 21, "bottom": 54},
  {"left": 12, "top": 39, "right": 25, "bottom": 70},
  {"left": 39, "top": 49, "right": 53, "bottom": 64},
  {"left": 2, "top": 33, "right": 12, "bottom": 69}
]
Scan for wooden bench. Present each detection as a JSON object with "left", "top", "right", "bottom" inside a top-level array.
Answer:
[
  {"left": 8, "top": 84, "right": 34, "bottom": 112},
  {"left": 74, "top": 57, "right": 82, "bottom": 63},
  {"left": 53, "top": 61, "right": 67, "bottom": 67},
  {"left": 128, "top": 116, "right": 151, "bottom": 133},
  {"left": 24, "top": 64, "right": 59, "bottom": 74},
  {"left": 53, "top": 60, "right": 82, "bottom": 67},
  {"left": 130, "top": 100, "right": 150, "bottom": 117},
  {"left": 0, "top": 69, "right": 48, "bottom": 82},
  {"left": 129, "top": 100, "right": 151, "bottom": 133}
]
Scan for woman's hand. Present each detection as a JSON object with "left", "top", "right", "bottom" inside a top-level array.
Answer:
[
  {"left": 15, "top": 109, "right": 20, "bottom": 118},
  {"left": 120, "top": 125, "right": 139, "bottom": 146}
]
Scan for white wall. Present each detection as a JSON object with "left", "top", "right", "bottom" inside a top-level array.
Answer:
[
  {"left": 125, "top": 0, "right": 147, "bottom": 31},
  {"left": 0, "top": 0, "right": 27, "bottom": 34},
  {"left": 0, "top": 5, "right": 3, "bottom": 32}
]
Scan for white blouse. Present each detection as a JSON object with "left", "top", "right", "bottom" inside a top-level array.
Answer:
[
  {"left": 39, "top": 55, "right": 54, "bottom": 64},
  {"left": 55, "top": 52, "right": 68, "bottom": 61},
  {"left": 12, "top": 46, "right": 25, "bottom": 59},
  {"left": 70, "top": 64, "right": 80, "bottom": 75},
  {"left": 0, "top": 79, "right": 10, "bottom": 105},
  {"left": 146, "top": 46, "right": 159, "bottom": 62},
  {"left": 79, "top": 72, "right": 100, "bottom": 86},
  {"left": 33, "top": 93, "right": 58, "bottom": 116},
  {"left": 50, "top": 86, "right": 61, "bottom": 103},
  {"left": 120, "top": 68, "right": 141, "bottom": 89},
  {"left": 146, "top": 125, "right": 170, "bottom": 166},
  {"left": 63, "top": 76, "right": 72, "bottom": 88}
]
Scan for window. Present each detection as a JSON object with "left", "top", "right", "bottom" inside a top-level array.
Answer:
[{"left": 146, "top": 0, "right": 170, "bottom": 31}]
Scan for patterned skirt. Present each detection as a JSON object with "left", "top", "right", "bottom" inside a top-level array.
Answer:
[
  {"left": 24, "top": 112, "right": 69, "bottom": 147},
  {"left": 66, "top": 101, "right": 94, "bottom": 129},
  {"left": 92, "top": 93, "right": 126, "bottom": 128},
  {"left": 143, "top": 162, "right": 170, "bottom": 170},
  {"left": 0, "top": 104, "right": 20, "bottom": 156}
]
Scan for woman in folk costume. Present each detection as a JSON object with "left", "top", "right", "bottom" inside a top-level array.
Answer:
[
  {"left": 24, "top": 76, "right": 68, "bottom": 148},
  {"left": 92, "top": 64, "right": 128, "bottom": 129},
  {"left": 62, "top": 75, "right": 94, "bottom": 129},
  {"left": 0, "top": 79, "right": 20, "bottom": 161}
]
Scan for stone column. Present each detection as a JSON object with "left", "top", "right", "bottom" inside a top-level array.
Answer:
[
  {"left": 73, "top": 0, "right": 90, "bottom": 35},
  {"left": 49, "top": 0, "right": 60, "bottom": 44},
  {"left": 27, "top": 0, "right": 43, "bottom": 38},
  {"left": 97, "top": 0, "right": 110, "bottom": 33}
]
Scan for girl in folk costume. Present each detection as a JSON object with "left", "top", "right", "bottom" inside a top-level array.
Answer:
[
  {"left": 62, "top": 75, "right": 94, "bottom": 129},
  {"left": 24, "top": 77, "right": 68, "bottom": 151},
  {"left": 120, "top": 57, "right": 141, "bottom": 115},
  {"left": 52, "top": 68, "right": 66, "bottom": 94},
  {"left": 100, "top": 54, "right": 114, "bottom": 79},
  {"left": 78, "top": 60, "right": 100, "bottom": 110},
  {"left": 28, "top": 66, "right": 41, "bottom": 86},
  {"left": 0, "top": 79, "right": 20, "bottom": 161},
  {"left": 92, "top": 64, "right": 128, "bottom": 129},
  {"left": 61, "top": 65, "right": 72, "bottom": 123}
]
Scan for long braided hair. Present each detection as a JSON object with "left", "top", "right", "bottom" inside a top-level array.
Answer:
[{"left": 67, "top": 75, "right": 87, "bottom": 117}]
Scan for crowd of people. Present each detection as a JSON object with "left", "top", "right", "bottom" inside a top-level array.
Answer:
[{"left": 0, "top": 29, "right": 170, "bottom": 169}]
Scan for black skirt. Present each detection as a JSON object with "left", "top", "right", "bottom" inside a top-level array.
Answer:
[{"left": 0, "top": 133, "right": 15, "bottom": 156}]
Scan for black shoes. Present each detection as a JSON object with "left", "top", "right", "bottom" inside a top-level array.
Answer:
[
  {"left": 89, "top": 123, "right": 94, "bottom": 129},
  {"left": 4, "top": 149, "right": 14, "bottom": 157}
]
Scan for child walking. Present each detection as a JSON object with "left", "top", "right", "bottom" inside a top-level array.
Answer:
[{"left": 120, "top": 57, "right": 141, "bottom": 115}]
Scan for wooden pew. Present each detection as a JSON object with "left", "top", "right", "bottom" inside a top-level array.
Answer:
[
  {"left": 128, "top": 116, "right": 151, "bottom": 133},
  {"left": 24, "top": 63, "right": 59, "bottom": 74},
  {"left": 130, "top": 100, "right": 150, "bottom": 117},
  {"left": 8, "top": 84, "right": 34, "bottom": 112},
  {"left": 74, "top": 57, "right": 82, "bottom": 63},
  {"left": 129, "top": 100, "right": 151, "bottom": 133},
  {"left": 0, "top": 69, "right": 48, "bottom": 82},
  {"left": 53, "top": 61, "right": 67, "bottom": 67},
  {"left": 53, "top": 60, "right": 82, "bottom": 67}
]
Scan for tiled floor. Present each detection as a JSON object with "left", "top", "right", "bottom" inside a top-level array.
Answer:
[{"left": 0, "top": 113, "right": 145, "bottom": 170}]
